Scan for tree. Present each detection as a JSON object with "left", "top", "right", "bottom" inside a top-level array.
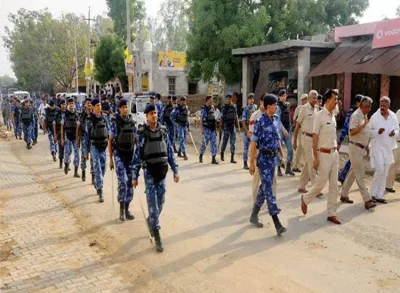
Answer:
[
  {"left": 148, "top": 0, "right": 190, "bottom": 51},
  {"left": 106, "top": 0, "right": 146, "bottom": 41},
  {"left": 0, "top": 75, "right": 17, "bottom": 88},
  {"left": 187, "top": 0, "right": 270, "bottom": 84},
  {"left": 396, "top": 5, "right": 400, "bottom": 17},
  {"left": 94, "top": 35, "right": 127, "bottom": 91}
]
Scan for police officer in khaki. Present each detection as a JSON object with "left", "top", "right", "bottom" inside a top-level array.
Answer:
[
  {"left": 300, "top": 89, "right": 341, "bottom": 225},
  {"left": 293, "top": 90, "right": 320, "bottom": 194},
  {"left": 340, "top": 96, "right": 376, "bottom": 210},
  {"left": 292, "top": 94, "right": 308, "bottom": 173}
]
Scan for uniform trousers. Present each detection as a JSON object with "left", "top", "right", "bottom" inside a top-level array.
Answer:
[
  {"left": 221, "top": 126, "right": 236, "bottom": 154},
  {"left": 64, "top": 136, "right": 80, "bottom": 168},
  {"left": 144, "top": 169, "right": 166, "bottom": 231},
  {"left": 255, "top": 155, "right": 279, "bottom": 216},
  {"left": 293, "top": 133, "right": 304, "bottom": 169},
  {"left": 386, "top": 148, "right": 400, "bottom": 189},
  {"left": 298, "top": 135, "right": 317, "bottom": 189},
  {"left": 200, "top": 128, "right": 217, "bottom": 156},
  {"left": 91, "top": 145, "right": 106, "bottom": 190},
  {"left": 114, "top": 151, "right": 134, "bottom": 204}
]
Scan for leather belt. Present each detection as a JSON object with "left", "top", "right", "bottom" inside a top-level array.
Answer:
[
  {"left": 318, "top": 147, "right": 337, "bottom": 154},
  {"left": 349, "top": 141, "right": 366, "bottom": 149},
  {"left": 261, "top": 149, "right": 278, "bottom": 157},
  {"left": 302, "top": 131, "right": 313, "bottom": 138}
]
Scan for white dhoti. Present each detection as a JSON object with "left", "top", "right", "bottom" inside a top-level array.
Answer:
[{"left": 370, "top": 149, "right": 392, "bottom": 199}]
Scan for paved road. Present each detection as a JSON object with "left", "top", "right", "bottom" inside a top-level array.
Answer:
[{"left": 1, "top": 131, "right": 400, "bottom": 293}]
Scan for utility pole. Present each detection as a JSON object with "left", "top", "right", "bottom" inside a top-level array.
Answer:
[
  {"left": 126, "top": 0, "right": 133, "bottom": 92},
  {"left": 74, "top": 26, "right": 79, "bottom": 92},
  {"left": 84, "top": 7, "right": 95, "bottom": 95}
]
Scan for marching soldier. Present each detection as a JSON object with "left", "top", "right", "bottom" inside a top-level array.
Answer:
[
  {"left": 83, "top": 99, "right": 110, "bottom": 202},
  {"left": 199, "top": 95, "right": 219, "bottom": 164},
  {"left": 78, "top": 97, "right": 93, "bottom": 183},
  {"left": 132, "top": 103, "right": 179, "bottom": 253},
  {"left": 161, "top": 96, "right": 176, "bottom": 152},
  {"left": 13, "top": 98, "right": 22, "bottom": 140},
  {"left": 242, "top": 93, "right": 257, "bottom": 170},
  {"left": 53, "top": 99, "right": 66, "bottom": 168},
  {"left": 61, "top": 97, "right": 80, "bottom": 178},
  {"left": 43, "top": 100, "right": 58, "bottom": 161},
  {"left": 248, "top": 94, "right": 286, "bottom": 235},
  {"left": 21, "top": 99, "right": 34, "bottom": 149},
  {"left": 109, "top": 99, "right": 136, "bottom": 221},
  {"left": 301, "top": 89, "right": 341, "bottom": 225},
  {"left": 220, "top": 94, "right": 240, "bottom": 163},
  {"left": 172, "top": 96, "right": 190, "bottom": 160}
]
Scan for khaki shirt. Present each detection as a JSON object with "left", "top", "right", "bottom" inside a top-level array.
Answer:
[
  {"left": 313, "top": 107, "right": 337, "bottom": 149},
  {"left": 349, "top": 108, "right": 369, "bottom": 146},
  {"left": 297, "top": 102, "right": 318, "bottom": 134}
]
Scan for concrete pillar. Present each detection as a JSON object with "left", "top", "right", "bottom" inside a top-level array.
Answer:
[
  {"left": 242, "top": 57, "right": 250, "bottom": 107},
  {"left": 344, "top": 73, "right": 352, "bottom": 111},
  {"left": 297, "top": 48, "right": 311, "bottom": 105},
  {"left": 381, "top": 75, "right": 390, "bottom": 97}
]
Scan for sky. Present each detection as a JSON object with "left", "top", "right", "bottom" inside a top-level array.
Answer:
[{"left": 0, "top": 0, "right": 399, "bottom": 79}]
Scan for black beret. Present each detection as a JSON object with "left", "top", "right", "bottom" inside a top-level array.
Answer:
[
  {"left": 263, "top": 94, "right": 278, "bottom": 107},
  {"left": 49, "top": 100, "right": 55, "bottom": 106},
  {"left": 150, "top": 95, "right": 155, "bottom": 100},
  {"left": 144, "top": 103, "right": 156, "bottom": 114},
  {"left": 156, "top": 93, "right": 161, "bottom": 99},
  {"left": 278, "top": 89, "right": 287, "bottom": 97},
  {"left": 91, "top": 99, "right": 100, "bottom": 106},
  {"left": 226, "top": 93, "right": 232, "bottom": 99},
  {"left": 167, "top": 96, "right": 172, "bottom": 100},
  {"left": 354, "top": 94, "right": 363, "bottom": 103},
  {"left": 67, "top": 97, "right": 74, "bottom": 103},
  {"left": 85, "top": 97, "right": 92, "bottom": 102},
  {"left": 118, "top": 99, "right": 128, "bottom": 108},
  {"left": 172, "top": 96, "right": 177, "bottom": 101},
  {"left": 59, "top": 99, "right": 66, "bottom": 105},
  {"left": 317, "top": 94, "right": 323, "bottom": 100}
]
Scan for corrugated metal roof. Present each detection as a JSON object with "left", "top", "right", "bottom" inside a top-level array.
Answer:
[{"left": 309, "top": 39, "right": 400, "bottom": 77}]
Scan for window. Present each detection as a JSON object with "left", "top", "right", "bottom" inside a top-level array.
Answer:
[{"left": 168, "top": 77, "right": 176, "bottom": 95}]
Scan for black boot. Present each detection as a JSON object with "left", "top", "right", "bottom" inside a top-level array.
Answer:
[
  {"left": 91, "top": 173, "right": 95, "bottom": 186},
  {"left": 249, "top": 204, "right": 263, "bottom": 228},
  {"left": 98, "top": 189, "right": 104, "bottom": 203},
  {"left": 173, "top": 145, "right": 178, "bottom": 153},
  {"left": 272, "top": 214, "right": 287, "bottom": 236},
  {"left": 230, "top": 153, "right": 237, "bottom": 164},
  {"left": 211, "top": 156, "right": 219, "bottom": 164},
  {"left": 285, "top": 162, "right": 295, "bottom": 176},
  {"left": 154, "top": 230, "right": 164, "bottom": 253},
  {"left": 183, "top": 152, "right": 188, "bottom": 161},
  {"left": 277, "top": 167, "right": 283, "bottom": 177},
  {"left": 119, "top": 202, "right": 126, "bottom": 221},
  {"left": 243, "top": 161, "right": 249, "bottom": 170},
  {"left": 82, "top": 170, "right": 86, "bottom": 182},
  {"left": 221, "top": 152, "right": 224, "bottom": 161},
  {"left": 74, "top": 167, "right": 80, "bottom": 178},
  {"left": 147, "top": 217, "right": 154, "bottom": 237},
  {"left": 64, "top": 163, "right": 69, "bottom": 175},
  {"left": 199, "top": 154, "right": 203, "bottom": 163},
  {"left": 52, "top": 152, "right": 56, "bottom": 162},
  {"left": 125, "top": 203, "right": 135, "bottom": 220},
  {"left": 59, "top": 159, "right": 63, "bottom": 169},
  {"left": 177, "top": 151, "right": 182, "bottom": 157}
]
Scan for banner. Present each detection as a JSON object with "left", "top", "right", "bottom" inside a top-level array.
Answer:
[
  {"left": 158, "top": 51, "right": 186, "bottom": 70},
  {"left": 84, "top": 58, "right": 94, "bottom": 78}
]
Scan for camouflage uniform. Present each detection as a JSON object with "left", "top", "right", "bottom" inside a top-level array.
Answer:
[
  {"left": 221, "top": 103, "right": 237, "bottom": 155},
  {"left": 21, "top": 106, "right": 33, "bottom": 147},
  {"left": 200, "top": 104, "right": 218, "bottom": 157},
  {"left": 171, "top": 104, "right": 189, "bottom": 154},
  {"left": 53, "top": 108, "right": 65, "bottom": 161},
  {"left": 338, "top": 108, "right": 354, "bottom": 183},
  {"left": 242, "top": 104, "right": 257, "bottom": 162},
  {"left": 61, "top": 110, "right": 80, "bottom": 168}
]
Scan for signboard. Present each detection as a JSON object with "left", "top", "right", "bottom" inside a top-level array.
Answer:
[
  {"left": 125, "top": 62, "right": 134, "bottom": 75},
  {"left": 158, "top": 51, "right": 186, "bottom": 70},
  {"left": 372, "top": 18, "right": 400, "bottom": 49}
]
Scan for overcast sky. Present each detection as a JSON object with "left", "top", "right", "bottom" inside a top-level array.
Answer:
[{"left": 0, "top": 0, "right": 399, "bottom": 78}]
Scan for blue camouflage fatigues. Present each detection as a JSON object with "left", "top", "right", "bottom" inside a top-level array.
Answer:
[
  {"left": 53, "top": 109, "right": 65, "bottom": 159},
  {"left": 109, "top": 115, "right": 136, "bottom": 204},
  {"left": 242, "top": 104, "right": 257, "bottom": 161},
  {"left": 252, "top": 114, "right": 281, "bottom": 216},
  {"left": 79, "top": 111, "right": 93, "bottom": 174},
  {"left": 221, "top": 104, "right": 237, "bottom": 154},
  {"left": 31, "top": 106, "right": 39, "bottom": 143},
  {"left": 338, "top": 108, "right": 354, "bottom": 183},
  {"left": 13, "top": 105, "right": 22, "bottom": 138},
  {"left": 21, "top": 107, "right": 33, "bottom": 146},
  {"left": 276, "top": 102, "right": 293, "bottom": 164},
  {"left": 156, "top": 101, "right": 163, "bottom": 120},
  {"left": 162, "top": 103, "right": 175, "bottom": 147},
  {"left": 83, "top": 114, "right": 109, "bottom": 190},
  {"left": 43, "top": 108, "right": 57, "bottom": 154},
  {"left": 132, "top": 124, "right": 178, "bottom": 231},
  {"left": 61, "top": 110, "right": 80, "bottom": 168},
  {"left": 200, "top": 105, "right": 217, "bottom": 156},
  {"left": 171, "top": 105, "right": 189, "bottom": 153}
]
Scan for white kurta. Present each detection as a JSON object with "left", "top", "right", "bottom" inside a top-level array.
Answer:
[{"left": 368, "top": 110, "right": 399, "bottom": 168}]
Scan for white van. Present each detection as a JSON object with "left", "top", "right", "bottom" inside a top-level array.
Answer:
[
  {"left": 122, "top": 92, "right": 156, "bottom": 126},
  {"left": 12, "top": 91, "right": 31, "bottom": 101}
]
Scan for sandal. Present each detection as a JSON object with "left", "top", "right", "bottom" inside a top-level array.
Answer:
[{"left": 375, "top": 198, "right": 387, "bottom": 204}]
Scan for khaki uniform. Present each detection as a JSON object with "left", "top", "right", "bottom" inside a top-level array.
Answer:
[
  {"left": 386, "top": 110, "right": 400, "bottom": 189},
  {"left": 297, "top": 103, "right": 319, "bottom": 189},
  {"left": 249, "top": 109, "right": 277, "bottom": 203},
  {"left": 303, "top": 107, "right": 338, "bottom": 217},
  {"left": 341, "top": 109, "right": 371, "bottom": 202},
  {"left": 293, "top": 105, "right": 304, "bottom": 169}
]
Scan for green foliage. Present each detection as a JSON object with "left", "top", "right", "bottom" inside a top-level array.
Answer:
[
  {"left": 0, "top": 75, "right": 16, "bottom": 87},
  {"left": 148, "top": 0, "right": 190, "bottom": 51},
  {"left": 94, "top": 35, "right": 127, "bottom": 90},
  {"left": 106, "top": 0, "right": 146, "bottom": 41},
  {"left": 187, "top": 0, "right": 369, "bottom": 83},
  {"left": 396, "top": 5, "right": 400, "bottom": 17}
]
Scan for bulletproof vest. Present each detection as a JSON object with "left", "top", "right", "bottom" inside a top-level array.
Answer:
[
  {"left": 116, "top": 114, "right": 135, "bottom": 153},
  {"left": 45, "top": 108, "right": 56, "bottom": 126},
  {"left": 55, "top": 110, "right": 63, "bottom": 132},
  {"left": 278, "top": 101, "right": 291, "bottom": 130},
  {"left": 224, "top": 104, "right": 237, "bottom": 125},
  {"left": 90, "top": 113, "right": 108, "bottom": 149},
  {"left": 141, "top": 124, "right": 169, "bottom": 182},
  {"left": 21, "top": 107, "right": 32, "bottom": 125},
  {"left": 14, "top": 106, "right": 21, "bottom": 120},
  {"left": 163, "top": 104, "right": 174, "bottom": 121},
  {"left": 175, "top": 105, "right": 188, "bottom": 125},
  {"left": 202, "top": 105, "right": 216, "bottom": 131},
  {"left": 244, "top": 105, "right": 257, "bottom": 126},
  {"left": 79, "top": 111, "right": 90, "bottom": 137},
  {"left": 64, "top": 110, "right": 78, "bottom": 138},
  {"left": 102, "top": 102, "right": 111, "bottom": 112}
]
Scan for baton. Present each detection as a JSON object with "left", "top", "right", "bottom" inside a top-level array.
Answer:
[
  {"left": 135, "top": 186, "right": 153, "bottom": 243},
  {"left": 188, "top": 131, "right": 199, "bottom": 155}
]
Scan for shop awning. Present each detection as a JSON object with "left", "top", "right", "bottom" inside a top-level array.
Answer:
[{"left": 309, "top": 38, "right": 400, "bottom": 77}]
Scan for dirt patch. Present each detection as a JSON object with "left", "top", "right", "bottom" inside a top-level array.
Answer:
[
  {"left": 0, "top": 239, "right": 17, "bottom": 262},
  {"left": 0, "top": 267, "right": 10, "bottom": 277}
]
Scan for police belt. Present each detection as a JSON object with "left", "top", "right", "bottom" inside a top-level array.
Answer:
[
  {"left": 261, "top": 149, "right": 278, "bottom": 157},
  {"left": 349, "top": 141, "right": 366, "bottom": 149}
]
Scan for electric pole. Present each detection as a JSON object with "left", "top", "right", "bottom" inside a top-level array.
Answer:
[{"left": 84, "top": 7, "right": 95, "bottom": 95}]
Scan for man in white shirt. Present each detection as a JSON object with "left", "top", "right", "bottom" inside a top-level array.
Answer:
[
  {"left": 368, "top": 96, "right": 399, "bottom": 204},
  {"left": 385, "top": 109, "right": 400, "bottom": 193},
  {"left": 38, "top": 96, "right": 49, "bottom": 133}
]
